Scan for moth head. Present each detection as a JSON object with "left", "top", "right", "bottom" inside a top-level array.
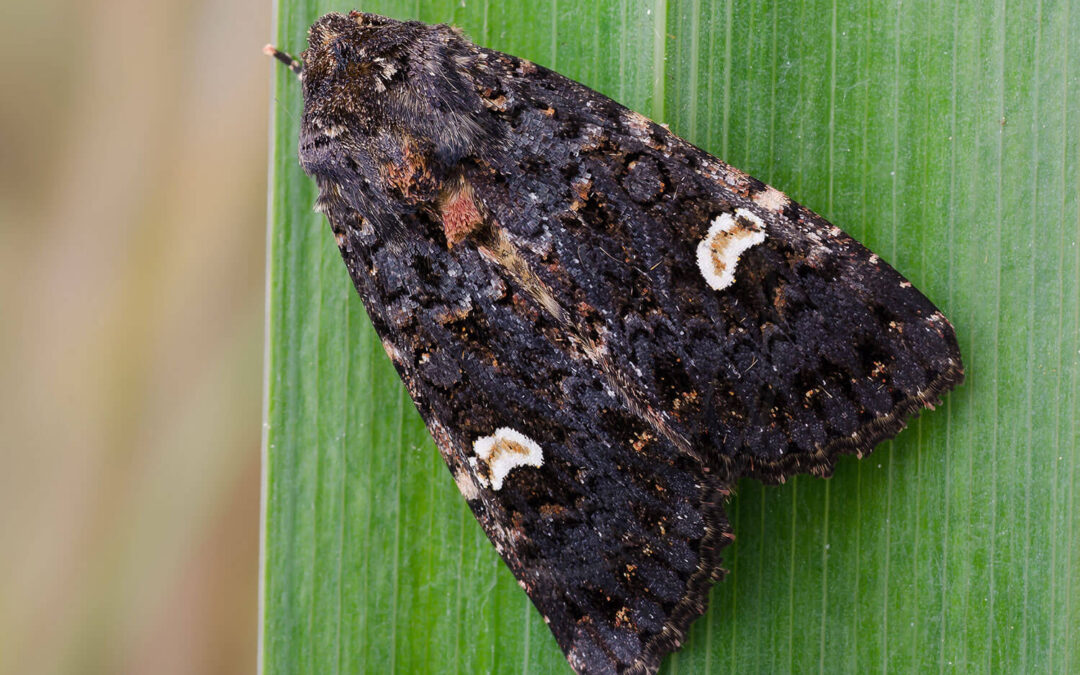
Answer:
[
  {"left": 299, "top": 11, "right": 496, "bottom": 170},
  {"left": 301, "top": 12, "right": 409, "bottom": 101}
]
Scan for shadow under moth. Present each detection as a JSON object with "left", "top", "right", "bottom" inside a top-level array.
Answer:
[{"left": 267, "top": 12, "right": 963, "bottom": 674}]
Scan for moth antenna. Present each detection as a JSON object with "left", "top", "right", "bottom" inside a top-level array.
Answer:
[{"left": 263, "top": 44, "right": 302, "bottom": 77}]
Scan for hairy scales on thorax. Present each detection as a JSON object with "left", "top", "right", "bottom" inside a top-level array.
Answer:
[{"left": 280, "top": 11, "right": 963, "bottom": 674}]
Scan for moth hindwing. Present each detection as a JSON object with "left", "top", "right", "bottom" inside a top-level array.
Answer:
[{"left": 274, "top": 11, "right": 964, "bottom": 675}]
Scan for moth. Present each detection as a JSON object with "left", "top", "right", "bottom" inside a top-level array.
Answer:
[{"left": 267, "top": 12, "right": 963, "bottom": 674}]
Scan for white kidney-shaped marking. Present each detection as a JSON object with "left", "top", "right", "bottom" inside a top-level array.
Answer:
[
  {"left": 471, "top": 427, "right": 544, "bottom": 490},
  {"left": 696, "top": 208, "right": 767, "bottom": 291}
]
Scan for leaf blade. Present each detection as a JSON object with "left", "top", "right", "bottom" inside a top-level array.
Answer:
[{"left": 263, "top": 2, "right": 1080, "bottom": 673}]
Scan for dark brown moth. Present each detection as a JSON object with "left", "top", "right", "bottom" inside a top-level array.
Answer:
[{"left": 267, "top": 11, "right": 963, "bottom": 674}]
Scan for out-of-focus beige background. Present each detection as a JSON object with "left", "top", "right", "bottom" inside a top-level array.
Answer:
[{"left": 0, "top": 0, "right": 269, "bottom": 672}]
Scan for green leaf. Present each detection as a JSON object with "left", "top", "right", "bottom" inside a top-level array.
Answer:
[{"left": 262, "top": 1, "right": 1080, "bottom": 672}]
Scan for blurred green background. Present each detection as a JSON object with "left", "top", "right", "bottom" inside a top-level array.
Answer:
[{"left": 0, "top": 0, "right": 267, "bottom": 672}]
